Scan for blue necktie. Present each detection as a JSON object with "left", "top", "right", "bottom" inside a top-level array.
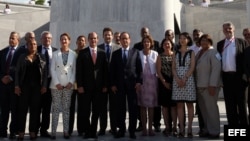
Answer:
[
  {"left": 123, "top": 49, "right": 127, "bottom": 65},
  {"left": 106, "top": 44, "right": 110, "bottom": 61}
]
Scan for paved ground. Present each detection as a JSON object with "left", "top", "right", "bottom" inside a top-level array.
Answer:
[{"left": 0, "top": 99, "right": 227, "bottom": 141}]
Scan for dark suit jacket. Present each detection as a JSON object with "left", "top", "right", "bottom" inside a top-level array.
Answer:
[
  {"left": 217, "top": 38, "right": 248, "bottom": 76},
  {"left": 15, "top": 53, "right": 47, "bottom": 88},
  {"left": 244, "top": 46, "right": 250, "bottom": 79},
  {"left": 98, "top": 43, "right": 121, "bottom": 87},
  {"left": 37, "top": 45, "right": 57, "bottom": 54},
  {"left": 76, "top": 47, "right": 108, "bottom": 92},
  {"left": 98, "top": 42, "right": 120, "bottom": 63},
  {"left": 37, "top": 45, "right": 57, "bottom": 78},
  {"left": 0, "top": 46, "right": 26, "bottom": 82},
  {"left": 110, "top": 47, "right": 142, "bottom": 91},
  {"left": 133, "top": 40, "right": 160, "bottom": 53}
]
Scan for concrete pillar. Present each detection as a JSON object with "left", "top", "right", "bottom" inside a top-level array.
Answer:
[
  {"left": 49, "top": 0, "right": 182, "bottom": 48},
  {"left": 162, "top": 0, "right": 175, "bottom": 31},
  {"left": 247, "top": 0, "right": 250, "bottom": 26}
]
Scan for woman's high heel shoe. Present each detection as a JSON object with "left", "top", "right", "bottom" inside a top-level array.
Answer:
[
  {"left": 178, "top": 129, "right": 185, "bottom": 138},
  {"left": 29, "top": 132, "right": 37, "bottom": 140},
  {"left": 187, "top": 128, "right": 193, "bottom": 138},
  {"left": 172, "top": 127, "right": 178, "bottom": 137},
  {"left": 64, "top": 132, "right": 70, "bottom": 139}
]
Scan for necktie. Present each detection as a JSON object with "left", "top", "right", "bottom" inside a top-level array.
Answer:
[
  {"left": 6, "top": 47, "right": 15, "bottom": 74},
  {"left": 123, "top": 49, "right": 127, "bottom": 65},
  {"left": 92, "top": 49, "right": 97, "bottom": 64},
  {"left": 44, "top": 47, "right": 50, "bottom": 73},
  {"left": 106, "top": 44, "right": 110, "bottom": 61}
]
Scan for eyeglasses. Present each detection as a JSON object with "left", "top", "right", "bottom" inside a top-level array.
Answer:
[
  {"left": 244, "top": 33, "right": 250, "bottom": 37},
  {"left": 165, "top": 34, "right": 171, "bottom": 36}
]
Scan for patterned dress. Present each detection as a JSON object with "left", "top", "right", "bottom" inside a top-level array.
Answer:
[
  {"left": 158, "top": 53, "right": 176, "bottom": 107},
  {"left": 172, "top": 50, "right": 196, "bottom": 102},
  {"left": 138, "top": 56, "right": 158, "bottom": 107}
]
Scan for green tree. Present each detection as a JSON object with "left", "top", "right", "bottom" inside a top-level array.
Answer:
[{"left": 35, "top": 0, "right": 45, "bottom": 5}]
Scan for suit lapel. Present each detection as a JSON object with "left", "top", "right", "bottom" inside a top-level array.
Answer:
[
  {"left": 95, "top": 48, "right": 103, "bottom": 66},
  {"left": 57, "top": 50, "right": 64, "bottom": 66},
  {"left": 66, "top": 50, "right": 73, "bottom": 67},
  {"left": 235, "top": 38, "right": 240, "bottom": 54},
  {"left": 3, "top": 48, "right": 9, "bottom": 61},
  {"left": 126, "top": 48, "right": 134, "bottom": 66},
  {"left": 11, "top": 46, "right": 23, "bottom": 65},
  {"left": 38, "top": 45, "right": 42, "bottom": 53},
  {"left": 88, "top": 47, "right": 96, "bottom": 65},
  {"left": 99, "top": 44, "right": 105, "bottom": 50}
]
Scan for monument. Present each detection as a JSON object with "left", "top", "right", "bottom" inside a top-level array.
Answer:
[{"left": 49, "top": 0, "right": 182, "bottom": 47}]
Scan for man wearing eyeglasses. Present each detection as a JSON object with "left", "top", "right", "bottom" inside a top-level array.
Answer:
[
  {"left": 243, "top": 28, "right": 250, "bottom": 46},
  {"left": 217, "top": 22, "right": 248, "bottom": 127}
]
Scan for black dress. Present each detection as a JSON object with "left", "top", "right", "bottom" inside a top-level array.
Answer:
[{"left": 158, "top": 54, "right": 176, "bottom": 107}]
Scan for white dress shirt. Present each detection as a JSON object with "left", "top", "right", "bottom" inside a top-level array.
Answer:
[{"left": 222, "top": 38, "right": 236, "bottom": 72}]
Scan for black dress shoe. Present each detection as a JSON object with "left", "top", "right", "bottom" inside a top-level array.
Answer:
[
  {"left": 9, "top": 133, "right": 16, "bottom": 139},
  {"left": 17, "top": 136, "right": 24, "bottom": 141},
  {"left": 63, "top": 135, "right": 70, "bottom": 139},
  {"left": 30, "top": 136, "right": 37, "bottom": 140},
  {"left": 0, "top": 133, "right": 7, "bottom": 138},
  {"left": 114, "top": 131, "right": 125, "bottom": 138},
  {"left": 208, "top": 134, "right": 220, "bottom": 139},
  {"left": 91, "top": 134, "right": 98, "bottom": 139},
  {"left": 135, "top": 126, "right": 143, "bottom": 132},
  {"left": 78, "top": 133, "right": 83, "bottom": 137},
  {"left": 40, "top": 131, "right": 51, "bottom": 138},
  {"left": 98, "top": 130, "right": 105, "bottom": 136},
  {"left": 155, "top": 126, "right": 161, "bottom": 132},
  {"left": 154, "top": 126, "right": 161, "bottom": 132},
  {"left": 109, "top": 129, "right": 116, "bottom": 135},
  {"left": 199, "top": 131, "right": 209, "bottom": 137},
  {"left": 83, "top": 133, "right": 91, "bottom": 139},
  {"left": 51, "top": 136, "right": 56, "bottom": 140},
  {"left": 129, "top": 133, "right": 136, "bottom": 139}
]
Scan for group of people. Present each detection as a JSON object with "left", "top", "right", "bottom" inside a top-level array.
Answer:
[
  {"left": 0, "top": 21, "right": 250, "bottom": 140},
  {"left": 188, "top": 0, "right": 209, "bottom": 7},
  {"left": 188, "top": 0, "right": 234, "bottom": 7}
]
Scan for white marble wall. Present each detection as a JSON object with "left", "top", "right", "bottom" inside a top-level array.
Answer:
[
  {"left": 247, "top": 0, "right": 250, "bottom": 26},
  {"left": 49, "top": 0, "right": 182, "bottom": 48}
]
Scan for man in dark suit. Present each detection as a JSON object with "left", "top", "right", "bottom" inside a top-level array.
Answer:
[
  {"left": 97, "top": 27, "right": 120, "bottom": 136},
  {"left": 76, "top": 32, "right": 108, "bottom": 139},
  {"left": 243, "top": 28, "right": 250, "bottom": 123},
  {"left": 133, "top": 27, "right": 161, "bottom": 132},
  {"left": 244, "top": 40, "right": 250, "bottom": 124},
  {"left": 0, "top": 32, "right": 26, "bottom": 139},
  {"left": 110, "top": 32, "right": 142, "bottom": 139},
  {"left": 164, "top": 29, "right": 178, "bottom": 52},
  {"left": 19, "top": 32, "right": 36, "bottom": 50},
  {"left": 242, "top": 28, "right": 250, "bottom": 46},
  {"left": 134, "top": 27, "right": 160, "bottom": 52},
  {"left": 37, "top": 31, "right": 57, "bottom": 137},
  {"left": 217, "top": 21, "right": 248, "bottom": 126},
  {"left": 68, "top": 35, "right": 87, "bottom": 136}
]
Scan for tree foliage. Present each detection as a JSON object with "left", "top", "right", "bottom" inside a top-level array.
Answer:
[{"left": 35, "top": 0, "right": 45, "bottom": 5}]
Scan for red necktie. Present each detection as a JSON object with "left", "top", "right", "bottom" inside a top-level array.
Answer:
[{"left": 92, "top": 49, "right": 97, "bottom": 64}]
